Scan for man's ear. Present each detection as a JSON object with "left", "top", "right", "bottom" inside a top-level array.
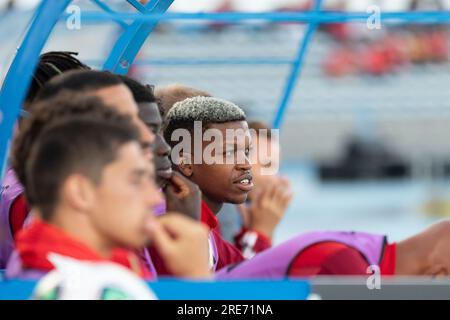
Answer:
[
  {"left": 61, "top": 174, "right": 96, "bottom": 212},
  {"left": 178, "top": 153, "right": 193, "bottom": 178}
]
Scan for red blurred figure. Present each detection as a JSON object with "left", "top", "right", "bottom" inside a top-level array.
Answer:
[
  {"left": 359, "top": 45, "right": 392, "bottom": 76},
  {"left": 324, "top": 24, "right": 351, "bottom": 42},
  {"left": 323, "top": 47, "right": 357, "bottom": 77},
  {"left": 382, "top": 35, "right": 410, "bottom": 67},
  {"left": 428, "top": 30, "right": 449, "bottom": 62}
]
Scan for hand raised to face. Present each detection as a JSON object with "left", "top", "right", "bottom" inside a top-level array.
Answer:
[
  {"left": 163, "top": 171, "right": 202, "bottom": 222},
  {"left": 145, "top": 213, "right": 211, "bottom": 279}
]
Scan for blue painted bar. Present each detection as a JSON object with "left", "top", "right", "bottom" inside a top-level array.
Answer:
[
  {"left": 87, "top": 58, "right": 294, "bottom": 67},
  {"left": 0, "top": 279, "right": 310, "bottom": 300},
  {"left": 272, "top": 0, "right": 323, "bottom": 129},
  {"left": 0, "top": 0, "right": 71, "bottom": 180},
  {"left": 150, "top": 279, "right": 310, "bottom": 300},
  {"left": 58, "top": 10, "right": 450, "bottom": 24}
]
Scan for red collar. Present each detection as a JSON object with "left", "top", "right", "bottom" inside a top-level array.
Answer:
[
  {"left": 201, "top": 201, "right": 218, "bottom": 230},
  {"left": 16, "top": 220, "right": 150, "bottom": 278}
]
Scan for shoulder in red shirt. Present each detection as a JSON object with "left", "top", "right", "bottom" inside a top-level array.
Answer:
[{"left": 16, "top": 220, "right": 151, "bottom": 279}]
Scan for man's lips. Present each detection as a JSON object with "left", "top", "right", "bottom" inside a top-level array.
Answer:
[
  {"left": 233, "top": 172, "right": 254, "bottom": 192},
  {"left": 156, "top": 167, "right": 173, "bottom": 179}
]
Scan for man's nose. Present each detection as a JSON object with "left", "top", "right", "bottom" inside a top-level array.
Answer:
[
  {"left": 155, "top": 134, "right": 171, "bottom": 157},
  {"left": 236, "top": 154, "right": 252, "bottom": 171},
  {"left": 137, "top": 118, "right": 155, "bottom": 146}
]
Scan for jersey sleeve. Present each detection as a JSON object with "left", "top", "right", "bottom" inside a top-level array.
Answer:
[{"left": 233, "top": 227, "right": 272, "bottom": 259}]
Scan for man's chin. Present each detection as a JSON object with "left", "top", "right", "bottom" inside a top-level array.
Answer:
[
  {"left": 227, "top": 193, "right": 248, "bottom": 205},
  {"left": 156, "top": 168, "right": 173, "bottom": 188},
  {"left": 156, "top": 176, "right": 168, "bottom": 189}
]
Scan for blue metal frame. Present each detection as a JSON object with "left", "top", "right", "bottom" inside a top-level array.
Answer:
[
  {"left": 0, "top": 0, "right": 175, "bottom": 180},
  {"left": 91, "top": 0, "right": 128, "bottom": 29},
  {"left": 57, "top": 11, "right": 450, "bottom": 24},
  {"left": 103, "top": 0, "right": 174, "bottom": 74},
  {"left": 2, "top": 1, "right": 449, "bottom": 179},
  {"left": 0, "top": 0, "right": 71, "bottom": 179},
  {"left": 126, "top": 0, "right": 149, "bottom": 13},
  {"left": 272, "top": 0, "right": 323, "bottom": 129}
]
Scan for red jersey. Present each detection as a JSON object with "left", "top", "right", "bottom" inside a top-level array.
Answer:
[
  {"left": 148, "top": 201, "right": 246, "bottom": 275},
  {"left": 200, "top": 202, "right": 245, "bottom": 270}
]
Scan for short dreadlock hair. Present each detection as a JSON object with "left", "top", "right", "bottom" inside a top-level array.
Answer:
[{"left": 25, "top": 51, "right": 90, "bottom": 106}]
